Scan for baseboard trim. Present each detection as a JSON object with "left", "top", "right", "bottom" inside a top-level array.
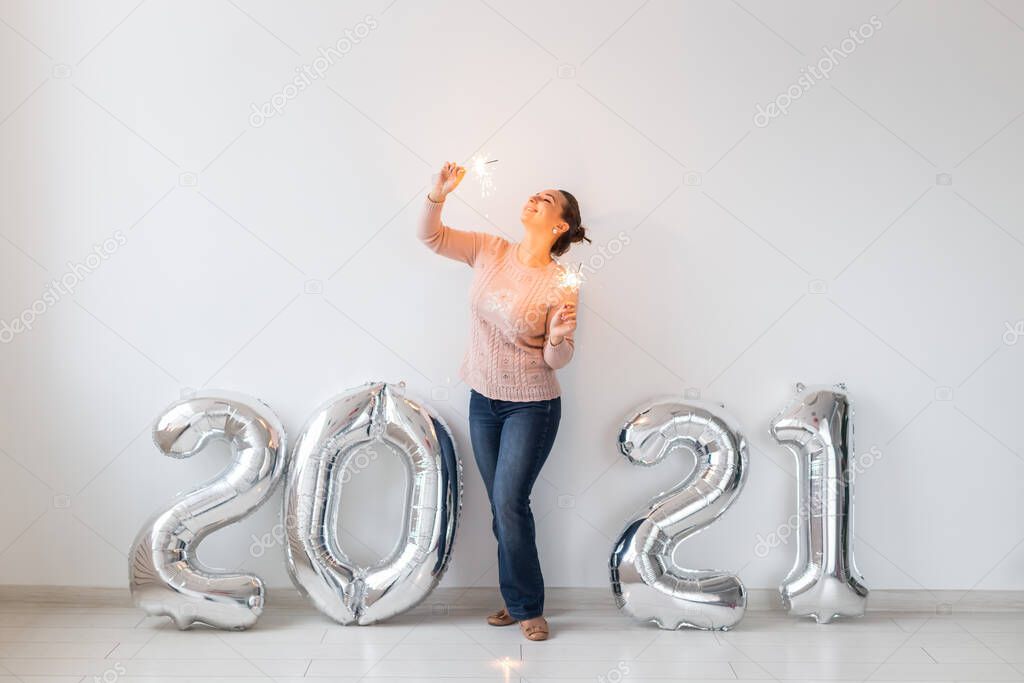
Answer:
[{"left": 0, "top": 586, "right": 1019, "bottom": 613}]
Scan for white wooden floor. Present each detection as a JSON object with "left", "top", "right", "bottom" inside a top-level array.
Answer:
[{"left": 0, "top": 593, "right": 1022, "bottom": 682}]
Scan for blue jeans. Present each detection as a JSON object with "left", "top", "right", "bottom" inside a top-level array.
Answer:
[{"left": 468, "top": 388, "right": 561, "bottom": 620}]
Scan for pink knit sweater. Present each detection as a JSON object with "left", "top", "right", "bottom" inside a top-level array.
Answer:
[{"left": 418, "top": 195, "right": 578, "bottom": 401}]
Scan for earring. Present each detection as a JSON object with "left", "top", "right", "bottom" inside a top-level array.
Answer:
[{"left": 552, "top": 228, "right": 558, "bottom": 234}]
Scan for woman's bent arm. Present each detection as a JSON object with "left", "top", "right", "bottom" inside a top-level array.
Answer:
[
  {"left": 543, "top": 287, "right": 579, "bottom": 369},
  {"left": 417, "top": 194, "right": 485, "bottom": 266}
]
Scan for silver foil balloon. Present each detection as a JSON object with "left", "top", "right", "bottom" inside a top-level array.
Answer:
[
  {"left": 770, "top": 383, "right": 868, "bottom": 623},
  {"left": 284, "top": 382, "right": 462, "bottom": 625},
  {"left": 610, "top": 399, "right": 749, "bottom": 631},
  {"left": 129, "top": 391, "right": 287, "bottom": 630}
]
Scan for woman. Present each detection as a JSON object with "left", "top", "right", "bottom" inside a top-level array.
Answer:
[{"left": 417, "top": 161, "right": 590, "bottom": 641}]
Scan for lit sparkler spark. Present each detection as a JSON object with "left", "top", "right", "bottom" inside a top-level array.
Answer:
[
  {"left": 492, "top": 656, "right": 518, "bottom": 682},
  {"left": 469, "top": 153, "right": 497, "bottom": 197},
  {"left": 558, "top": 262, "right": 584, "bottom": 291}
]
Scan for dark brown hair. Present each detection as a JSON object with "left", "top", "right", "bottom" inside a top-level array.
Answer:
[{"left": 551, "top": 189, "right": 591, "bottom": 257}]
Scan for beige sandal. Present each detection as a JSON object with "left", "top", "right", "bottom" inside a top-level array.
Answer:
[
  {"left": 486, "top": 607, "right": 517, "bottom": 626},
  {"left": 519, "top": 616, "right": 549, "bottom": 641}
]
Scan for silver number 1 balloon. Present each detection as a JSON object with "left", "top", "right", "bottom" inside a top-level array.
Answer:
[
  {"left": 610, "top": 399, "right": 749, "bottom": 630},
  {"left": 770, "top": 383, "right": 868, "bottom": 623},
  {"left": 129, "top": 391, "right": 287, "bottom": 630},
  {"left": 284, "top": 382, "right": 462, "bottom": 625}
]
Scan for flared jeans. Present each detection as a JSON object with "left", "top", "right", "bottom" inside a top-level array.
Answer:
[{"left": 468, "top": 388, "right": 561, "bottom": 620}]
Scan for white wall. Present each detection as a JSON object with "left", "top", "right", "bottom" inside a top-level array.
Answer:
[{"left": 1, "top": 0, "right": 1022, "bottom": 593}]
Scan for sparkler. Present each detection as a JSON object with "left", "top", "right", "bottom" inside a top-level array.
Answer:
[
  {"left": 468, "top": 152, "right": 498, "bottom": 198},
  {"left": 557, "top": 262, "right": 584, "bottom": 291}
]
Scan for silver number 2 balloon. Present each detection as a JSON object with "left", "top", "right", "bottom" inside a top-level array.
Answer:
[
  {"left": 770, "top": 383, "right": 868, "bottom": 623},
  {"left": 610, "top": 399, "right": 749, "bottom": 630},
  {"left": 284, "top": 382, "right": 462, "bottom": 625},
  {"left": 129, "top": 391, "right": 287, "bottom": 630}
]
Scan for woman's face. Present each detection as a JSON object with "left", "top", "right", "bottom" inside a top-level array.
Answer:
[{"left": 520, "top": 189, "right": 566, "bottom": 236}]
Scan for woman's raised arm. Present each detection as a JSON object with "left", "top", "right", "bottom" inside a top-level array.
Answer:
[
  {"left": 417, "top": 161, "right": 486, "bottom": 266},
  {"left": 418, "top": 195, "right": 487, "bottom": 267}
]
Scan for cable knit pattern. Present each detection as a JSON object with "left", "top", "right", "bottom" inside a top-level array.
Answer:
[{"left": 418, "top": 195, "right": 578, "bottom": 401}]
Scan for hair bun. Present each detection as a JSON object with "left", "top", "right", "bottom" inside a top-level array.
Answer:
[{"left": 551, "top": 190, "right": 590, "bottom": 257}]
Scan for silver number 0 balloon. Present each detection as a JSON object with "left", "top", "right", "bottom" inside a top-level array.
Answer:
[
  {"left": 129, "top": 391, "right": 287, "bottom": 630},
  {"left": 284, "top": 382, "right": 462, "bottom": 625},
  {"left": 770, "top": 383, "right": 868, "bottom": 623},
  {"left": 610, "top": 399, "right": 749, "bottom": 630}
]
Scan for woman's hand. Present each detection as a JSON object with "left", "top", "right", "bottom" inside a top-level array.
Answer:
[
  {"left": 429, "top": 161, "right": 467, "bottom": 202},
  {"left": 548, "top": 302, "right": 577, "bottom": 345}
]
